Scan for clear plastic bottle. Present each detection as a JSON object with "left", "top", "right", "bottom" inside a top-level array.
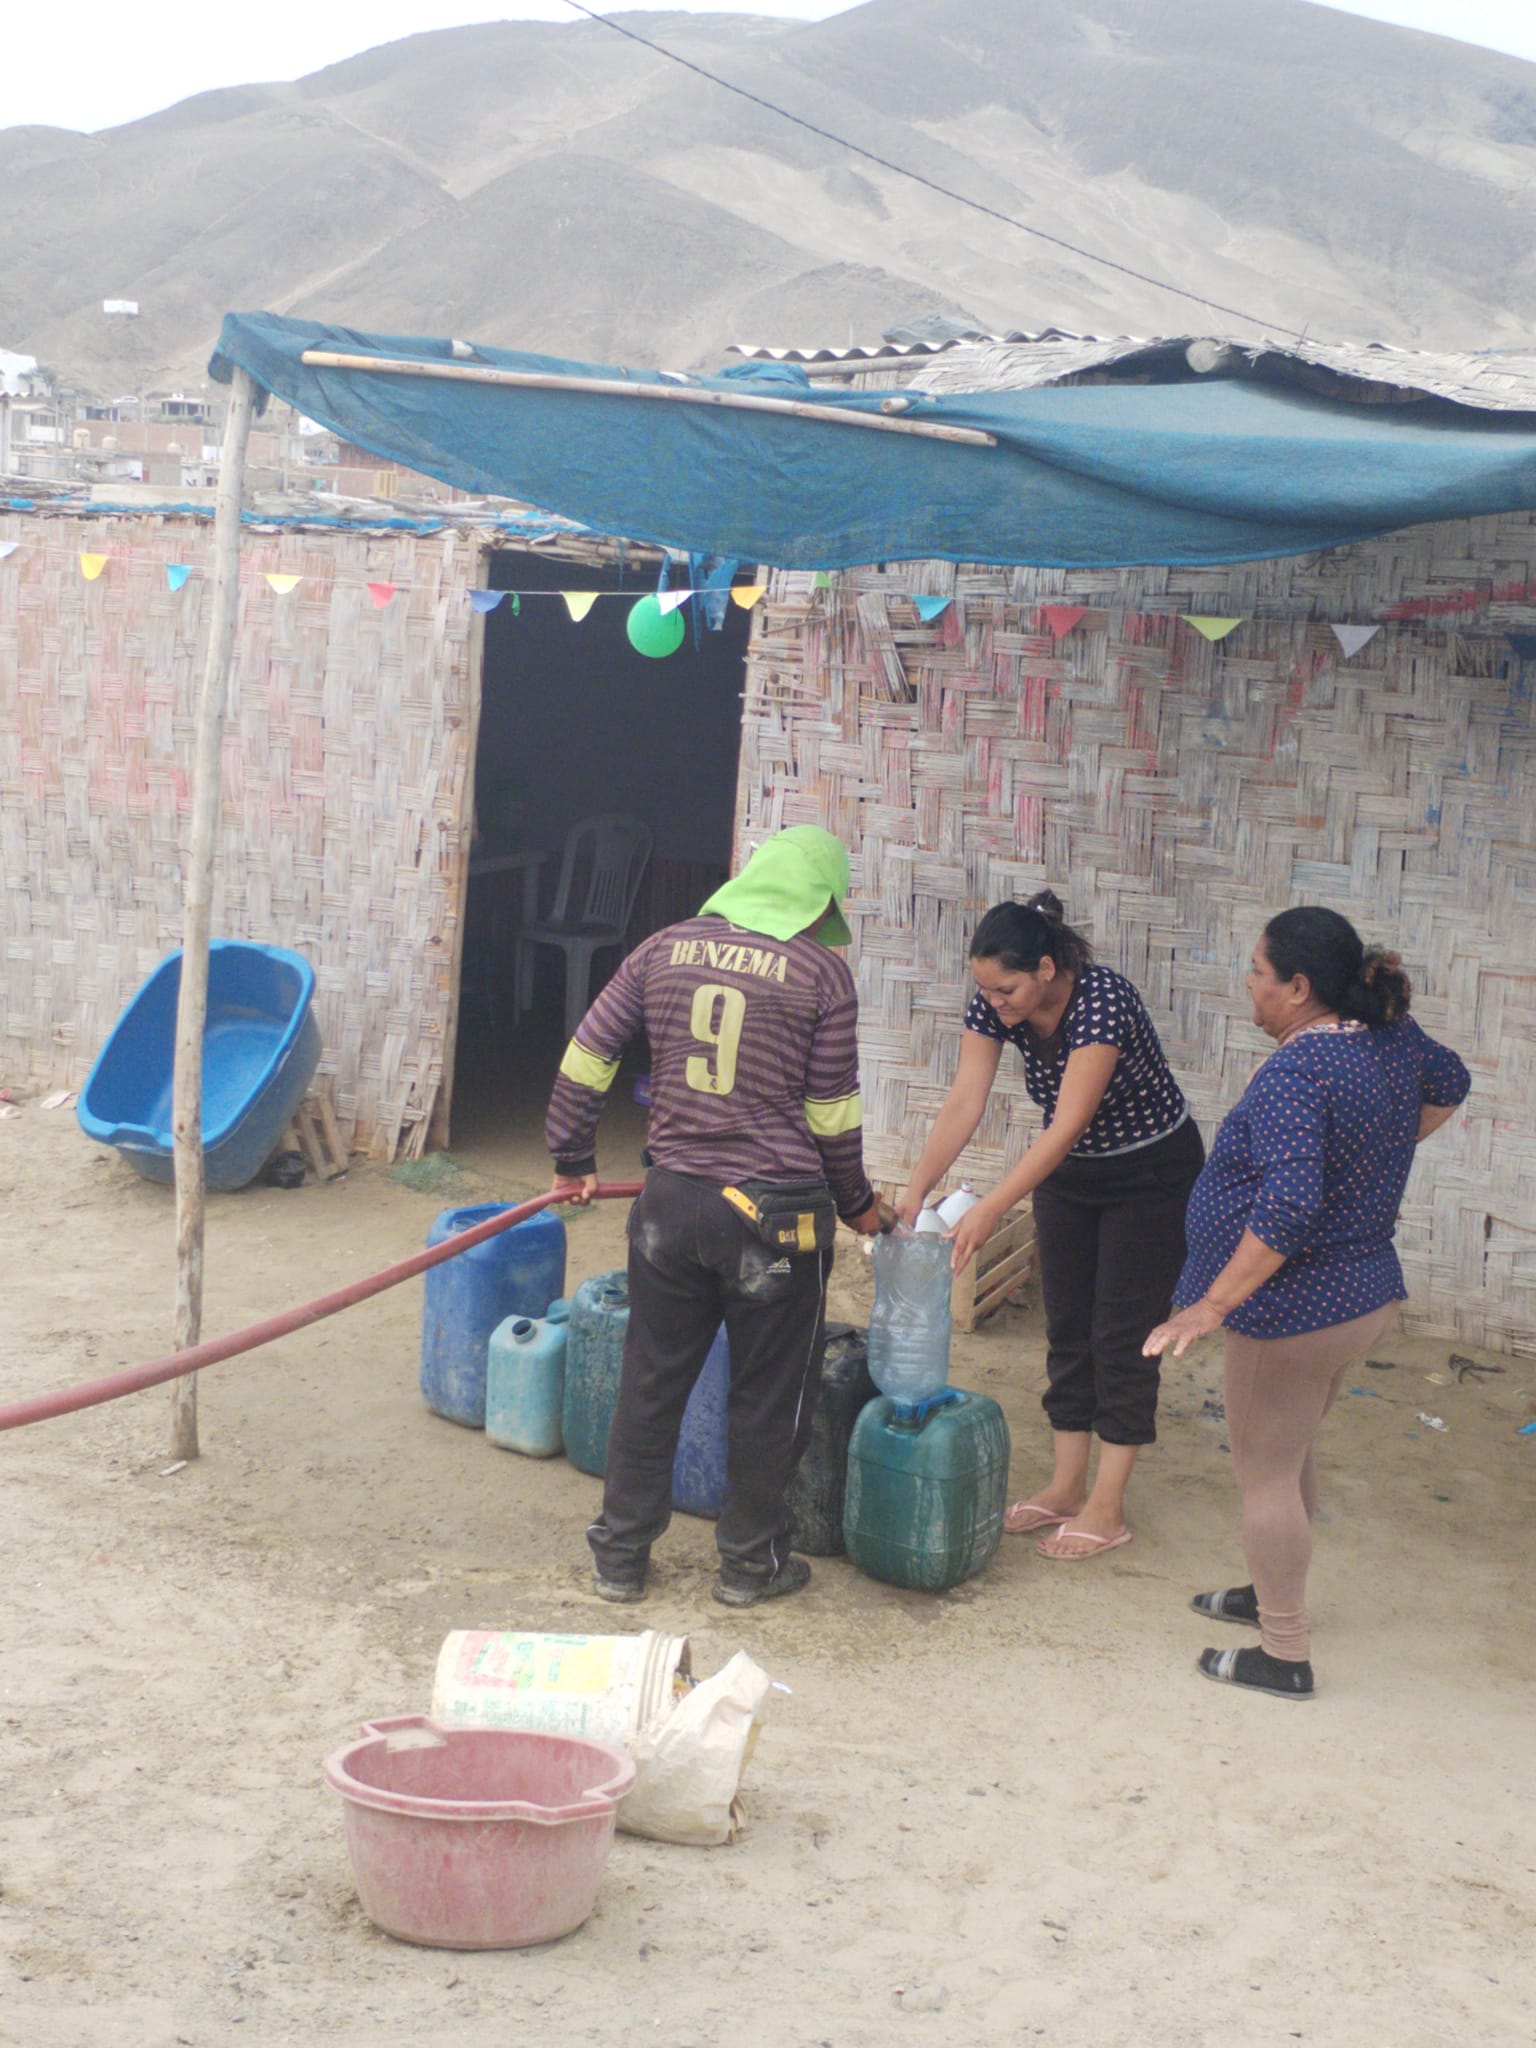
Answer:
[{"left": 867, "top": 1232, "right": 953, "bottom": 1404}]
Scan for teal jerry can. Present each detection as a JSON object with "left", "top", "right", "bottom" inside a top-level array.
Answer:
[
  {"left": 562, "top": 1271, "right": 629, "bottom": 1478},
  {"left": 843, "top": 1389, "right": 1010, "bottom": 1591},
  {"left": 486, "top": 1300, "right": 571, "bottom": 1457}
]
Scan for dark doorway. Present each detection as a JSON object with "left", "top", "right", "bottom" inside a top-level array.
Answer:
[{"left": 446, "top": 547, "right": 750, "bottom": 1162}]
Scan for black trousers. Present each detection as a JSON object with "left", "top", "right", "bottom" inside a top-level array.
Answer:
[
  {"left": 1030, "top": 1118, "right": 1204, "bottom": 1446},
  {"left": 588, "top": 1167, "right": 831, "bottom": 1587}
]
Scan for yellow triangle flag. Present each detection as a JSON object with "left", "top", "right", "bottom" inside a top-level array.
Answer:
[
  {"left": 1182, "top": 615, "right": 1243, "bottom": 642},
  {"left": 561, "top": 591, "right": 599, "bottom": 621},
  {"left": 265, "top": 572, "right": 302, "bottom": 595},
  {"left": 79, "top": 553, "right": 108, "bottom": 581},
  {"left": 730, "top": 585, "right": 766, "bottom": 610}
]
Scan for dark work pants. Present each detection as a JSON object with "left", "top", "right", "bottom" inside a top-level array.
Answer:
[
  {"left": 1030, "top": 1118, "right": 1204, "bottom": 1446},
  {"left": 588, "top": 1167, "right": 831, "bottom": 1588}
]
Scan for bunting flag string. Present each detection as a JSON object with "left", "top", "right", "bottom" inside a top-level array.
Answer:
[
  {"left": 79, "top": 553, "right": 108, "bottom": 581},
  {"left": 1181, "top": 615, "right": 1244, "bottom": 642},
  {"left": 166, "top": 564, "right": 191, "bottom": 592},
  {"left": 1041, "top": 604, "right": 1087, "bottom": 638},
  {"left": 1330, "top": 623, "right": 1381, "bottom": 659},
  {"left": 912, "top": 595, "right": 951, "bottom": 622}
]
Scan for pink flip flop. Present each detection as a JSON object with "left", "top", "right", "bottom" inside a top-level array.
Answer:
[
  {"left": 1004, "top": 1502, "right": 1071, "bottom": 1535},
  {"left": 1036, "top": 1526, "right": 1132, "bottom": 1561}
]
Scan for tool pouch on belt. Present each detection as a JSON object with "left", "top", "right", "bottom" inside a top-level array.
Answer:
[{"left": 720, "top": 1177, "right": 837, "bottom": 1255}]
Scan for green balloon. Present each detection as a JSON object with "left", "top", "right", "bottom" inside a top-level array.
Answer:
[{"left": 626, "top": 594, "right": 686, "bottom": 658}]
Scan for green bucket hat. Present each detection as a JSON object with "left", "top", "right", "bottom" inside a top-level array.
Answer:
[{"left": 698, "top": 826, "right": 853, "bottom": 947}]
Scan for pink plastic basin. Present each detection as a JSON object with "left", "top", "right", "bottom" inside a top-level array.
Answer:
[{"left": 325, "top": 1714, "right": 635, "bottom": 1949}]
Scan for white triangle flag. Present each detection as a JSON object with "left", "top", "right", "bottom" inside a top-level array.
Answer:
[
  {"left": 0, "top": 541, "right": 19, "bottom": 562},
  {"left": 656, "top": 589, "right": 692, "bottom": 617},
  {"left": 1330, "top": 623, "right": 1381, "bottom": 659}
]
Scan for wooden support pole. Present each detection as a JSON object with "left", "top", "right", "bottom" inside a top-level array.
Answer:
[
  {"left": 297, "top": 349, "right": 998, "bottom": 447},
  {"left": 169, "top": 366, "right": 257, "bottom": 1462}
]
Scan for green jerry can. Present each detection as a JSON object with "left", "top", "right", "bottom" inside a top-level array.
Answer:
[{"left": 842, "top": 1389, "right": 1011, "bottom": 1591}]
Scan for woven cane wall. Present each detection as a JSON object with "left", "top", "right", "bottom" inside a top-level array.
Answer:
[
  {"left": 0, "top": 513, "right": 482, "bottom": 1157},
  {"left": 736, "top": 516, "right": 1536, "bottom": 1354}
]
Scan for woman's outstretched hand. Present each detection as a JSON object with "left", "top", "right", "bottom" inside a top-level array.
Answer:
[
  {"left": 1143, "top": 1298, "right": 1225, "bottom": 1358},
  {"left": 896, "top": 1185, "right": 928, "bottom": 1231},
  {"left": 947, "top": 1194, "right": 1004, "bottom": 1275}
]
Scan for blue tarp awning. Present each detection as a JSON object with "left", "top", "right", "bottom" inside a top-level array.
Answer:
[{"left": 211, "top": 312, "right": 1536, "bottom": 570}]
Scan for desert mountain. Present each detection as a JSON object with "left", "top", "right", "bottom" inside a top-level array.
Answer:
[{"left": 3, "top": 0, "right": 1535, "bottom": 395}]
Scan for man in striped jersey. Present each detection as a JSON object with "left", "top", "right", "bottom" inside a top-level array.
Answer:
[{"left": 546, "top": 826, "right": 887, "bottom": 1608}]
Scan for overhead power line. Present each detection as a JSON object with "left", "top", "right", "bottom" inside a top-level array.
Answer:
[{"left": 558, "top": 0, "right": 1306, "bottom": 343}]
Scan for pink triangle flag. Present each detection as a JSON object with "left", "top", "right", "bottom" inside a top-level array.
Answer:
[
  {"left": 79, "top": 553, "right": 108, "bottom": 581},
  {"left": 1330, "top": 623, "right": 1381, "bottom": 659},
  {"left": 730, "top": 585, "right": 766, "bottom": 610},
  {"left": 1041, "top": 604, "right": 1086, "bottom": 638},
  {"left": 561, "top": 591, "right": 599, "bottom": 621},
  {"left": 656, "top": 589, "right": 692, "bottom": 617},
  {"left": 1182, "top": 615, "right": 1243, "bottom": 642},
  {"left": 265, "top": 572, "right": 301, "bottom": 595},
  {"left": 367, "top": 582, "right": 397, "bottom": 608},
  {"left": 166, "top": 564, "right": 191, "bottom": 592}
]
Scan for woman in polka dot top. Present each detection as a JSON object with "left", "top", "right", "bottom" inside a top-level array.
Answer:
[
  {"left": 900, "top": 891, "right": 1204, "bottom": 1562},
  {"left": 1145, "top": 906, "right": 1470, "bottom": 1703}
]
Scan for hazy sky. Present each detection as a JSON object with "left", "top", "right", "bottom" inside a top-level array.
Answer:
[{"left": 2, "top": 1, "right": 1532, "bottom": 133}]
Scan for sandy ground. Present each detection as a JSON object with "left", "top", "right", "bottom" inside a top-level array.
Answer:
[{"left": 1, "top": 1024, "right": 1533, "bottom": 2048}]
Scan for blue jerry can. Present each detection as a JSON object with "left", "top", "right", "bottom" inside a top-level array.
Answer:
[{"left": 420, "top": 1204, "right": 567, "bottom": 1428}]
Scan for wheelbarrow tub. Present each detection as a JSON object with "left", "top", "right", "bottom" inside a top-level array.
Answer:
[{"left": 77, "top": 941, "right": 322, "bottom": 1191}]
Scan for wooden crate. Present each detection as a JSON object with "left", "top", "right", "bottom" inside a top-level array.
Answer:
[
  {"left": 951, "top": 1207, "right": 1036, "bottom": 1333},
  {"left": 279, "top": 1091, "right": 350, "bottom": 1182}
]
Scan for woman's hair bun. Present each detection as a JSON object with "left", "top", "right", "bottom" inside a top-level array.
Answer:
[{"left": 1024, "top": 888, "right": 1065, "bottom": 923}]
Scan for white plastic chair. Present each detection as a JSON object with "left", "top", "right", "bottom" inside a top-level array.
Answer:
[{"left": 515, "top": 813, "right": 653, "bottom": 1041}]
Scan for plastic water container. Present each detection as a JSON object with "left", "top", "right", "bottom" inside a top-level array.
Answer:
[
  {"left": 786, "top": 1324, "right": 875, "bottom": 1556},
  {"left": 420, "top": 1205, "right": 567, "bottom": 1429},
  {"left": 671, "top": 1326, "right": 730, "bottom": 1518},
  {"left": 867, "top": 1232, "right": 953, "bottom": 1404},
  {"left": 486, "top": 1300, "right": 571, "bottom": 1457},
  {"left": 563, "top": 1271, "right": 630, "bottom": 1478},
  {"left": 842, "top": 1389, "right": 1011, "bottom": 1591}
]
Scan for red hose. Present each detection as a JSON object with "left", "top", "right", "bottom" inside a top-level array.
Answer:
[{"left": 0, "top": 1180, "right": 643, "bottom": 1434}]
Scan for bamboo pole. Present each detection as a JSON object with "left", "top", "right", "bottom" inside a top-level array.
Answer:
[
  {"left": 297, "top": 350, "right": 997, "bottom": 446},
  {"left": 169, "top": 366, "right": 258, "bottom": 1462}
]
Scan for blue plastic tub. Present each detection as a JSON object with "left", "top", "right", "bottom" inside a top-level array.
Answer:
[{"left": 77, "top": 941, "right": 322, "bottom": 1191}]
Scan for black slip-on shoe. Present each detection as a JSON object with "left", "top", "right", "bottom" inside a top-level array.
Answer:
[
  {"left": 713, "top": 1556, "right": 812, "bottom": 1608},
  {"left": 1198, "top": 1644, "right": 1314, "bottom": 1699},
  {"left": 1190, "top": 1584, "right": 1260, "bottom": 1627}
]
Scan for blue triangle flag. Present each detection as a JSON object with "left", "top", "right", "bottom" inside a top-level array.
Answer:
[
  {"left": 166, "top": 564, "right": 191, "bottom": 592},
  {"left": 469, "top": 588, "right": 504, "bottom": 613},
  {"left": 1506, "top": 633, "right": 1536, "bottom": 660},
  {"left": 913, "top": 595, "right": 951, "bottom": 622}
]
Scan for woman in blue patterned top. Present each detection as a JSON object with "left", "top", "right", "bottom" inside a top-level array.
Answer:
[
  {"left": 1145, "top": 907, "right": 1470, "bottom": 1702},
  {"left": 900, "top": 892, "right": 1203, "bottom": 1561}
]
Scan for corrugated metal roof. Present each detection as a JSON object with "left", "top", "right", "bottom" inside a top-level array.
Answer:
[{"left": 906, "top": 332, "right": 1536, "bottom": 412}]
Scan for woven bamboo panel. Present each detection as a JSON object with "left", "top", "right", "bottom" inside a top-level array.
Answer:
[
  {"left": 0, "top": 511, "right": 482, "bottom": 1158},
  {"left": 737, "top": 514, "right": 1536, "bottom": 1355}
]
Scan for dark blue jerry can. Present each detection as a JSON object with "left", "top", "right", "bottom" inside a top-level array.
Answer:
[
  {"left": 420, "top": 1204, "right": 567, "bottom": 1428},
  {"left": 671, "top": 1326, "right": 730, "bottom": 1518}
]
